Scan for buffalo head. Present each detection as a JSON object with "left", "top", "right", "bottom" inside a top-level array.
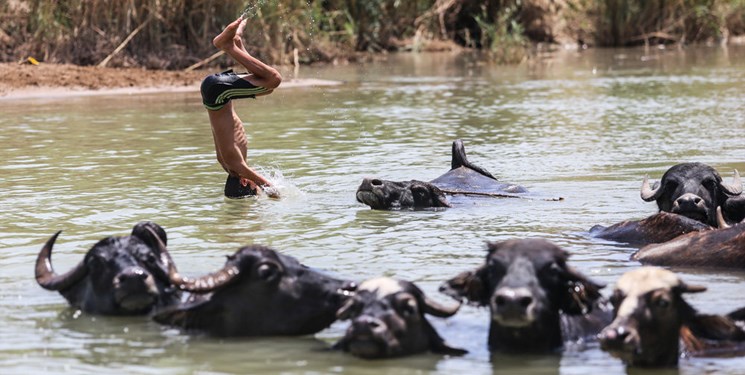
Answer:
[
  {"left": 334, "top": 277, "right": 466, "bottom": 359},
  {"left": 599, "top": 267, "right": 745, "bottom": 367},
  {"left": 154, "top": 244, "right": 357, "bottom": 337},
  {"left": 356, "top": 178, "right": 451, "bottom": 210},
  {"left": 35, "top": 221, "right": 179, "bottom": 315},
  {"left": 640, "top": 163, "right": 742, "bottom": 227},
  {"left": 440, "top": 239, "right": 605, "bottom": 352}
]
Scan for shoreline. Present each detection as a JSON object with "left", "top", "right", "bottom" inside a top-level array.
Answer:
[
  {"left": 0, "top": 78, "right": 343, "bottom": 101},
  {"left": 0, "top": 63, "right": 342, "bottom": 101}
]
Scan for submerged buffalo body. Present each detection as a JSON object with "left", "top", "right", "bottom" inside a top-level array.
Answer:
[
  {"left": 356, "top": 139, "right": 528, "bottom": 210},
  {"left": 590, "top": 212, "right": 711, "bottom": 246},
  {"left": 591, "top": 163, "right": 741, "bottom": 245},
  {"left": 599, "top": 267, "right": 745, "bottom": 367},
  {"left": 154, "top": 244, "right": 356, "bottom": 337},
  {"left": 334, "top": 277, "right": 466, "bottom": 359},
  {"left": 632, "top": 210, "right": 745, "bottom": 269},
  {"left": 35, "top": 222, "right": 180, "bottom": 315},
  {"left": 440, "top": 239, "right": 610, "bottom": 353}
]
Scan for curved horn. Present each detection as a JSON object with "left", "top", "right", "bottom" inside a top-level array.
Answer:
[
  {"left": 35, "top": 231, "right": 88, "bottom": 291},
  {"left": 422, "top": 295, "right": 461, "bottom": 317},
  {"left": 716, "top": 207, "right": 731, "bottom": 229},
  {"left": 170, "top": 265, "right": 241, "bottom": 294},
  {"left": 720, "top": 169, "right": 743, "bottom": 196},
  {"left": 640, "top": 175, "right": 662, "bottom": 202},
  {"left": 144, "top": 226, "right": 178, "bottom": 282}
]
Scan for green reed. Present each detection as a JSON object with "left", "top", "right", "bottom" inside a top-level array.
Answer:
[{"left": 1, "top": 0, "right": 744, "bottom": 68}]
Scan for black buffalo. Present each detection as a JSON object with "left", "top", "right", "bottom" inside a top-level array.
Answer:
[
  {"left": 333, "top": 277, "right": 466, "bottom": 359},
  {"left": 440, "top": 239, "right": 611, "bottom": 353},
  {"left": 631, "top": 208, "right": 745, "bottom": 269},
  {"left": 153, "top": 243, "right": 356, "bottom": 337},
  {"left": 35, "top": 221, "right": 180, "bottom": 315},
  {"left": 599, "top": 267, "right": 745, "bottom": 367},
  {"left": 591, "top": 162, "right": 741, "bottom": 245},
  {"left": 356, "top": 139, "right": 528, "bottom": 210},
  {"left": 640, "top": 162, "right": 741, "bottom": 227}
]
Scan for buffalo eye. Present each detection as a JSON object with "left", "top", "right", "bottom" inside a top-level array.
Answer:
[
  {"left": 144, "top": 253, "right": 158, "bottom": 265},
  {"left": 485, "top": 259, "right": 506, "bottom": 283},
  {"left": 651, "top": 295, "right": 672, "bottom": 309},
  {"left": 397, "top": 295, "right": 418, "bottom": 318},
  {"left": 256, "top": 263, "right": 281, "bottom": 283}
]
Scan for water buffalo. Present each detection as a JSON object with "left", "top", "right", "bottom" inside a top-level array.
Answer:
[
  {"left": 599, "top": 267, "right": 745, "bottom": 367},
  {"left": 153, "top": 243, "right": 357, "bottom": 337},
  {"left": 333, "top": 277, "right": 466, "bottom": 359},
  {"left": 640, "top": 162, "right": 741, "bottom": 227},
  {"left": 440, "top": 239, "right": 611, "bottom": 353},
  {"left": 35, "top": 221, "right": 180, "bottom": 315},
  {"left": 631, "top": 208, "right": 745, "bottom": 269},
  {"left": 356, "top": 139, "right": 528, "bottom": 210},
  {"left": 590, "top": 162, "right": 741, "bottom": 245}
]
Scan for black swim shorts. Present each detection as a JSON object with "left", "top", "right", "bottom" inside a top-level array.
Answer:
[
  {"left": 224, "top": 175, "right": 257, "bottom": 198},
  {"left": 201, "top": 69, "right": 271, "bottom": 111}
]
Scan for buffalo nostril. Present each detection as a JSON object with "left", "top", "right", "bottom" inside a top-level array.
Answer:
[
  {"left": 693, "top": 197, "right": 702, "bottom": 204},
  {"left": 354, "top": 316, "right": 382, "bottom": 330},
  {"left": 117, "top": 268, "right": 148, "bottom": 282},
  {"left": 518, "top": 296, "right": 533, "bottom": 307},
  {"left": 495, "top": 295, "right": 507, "bottom": 306},
  {"left": 371, "top": 179, "right": 383, "bottom": 186},
  {"left": 495, "top": 288, "right": 533, "bottom": 310}
]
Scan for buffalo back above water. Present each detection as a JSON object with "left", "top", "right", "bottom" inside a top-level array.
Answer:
[
  {"left": 440, "top": 239, "right": 609, "bottom": 353},
  {"left": 590, "top": 212, "right": 712, "bottom": 247},
  {"left": 35, "top": 221, "right": 180, "bottom": 315},
  {"left": 153, "top": 244, "right": 356, "bottom": 337},
  {"left": 334, "top": 277, "right": 466, "bottom": 359},
  {"left": 632, "top": 212, "right": 745, "bottom": 269}
]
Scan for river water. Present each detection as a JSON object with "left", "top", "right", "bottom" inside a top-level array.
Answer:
[{"left": 1, "top": 46, "right": 744, "bottom": 374}]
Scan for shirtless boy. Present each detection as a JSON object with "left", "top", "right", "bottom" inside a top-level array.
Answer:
[{"left": 200, "top": 17, "right": 282, "bottom": 198}]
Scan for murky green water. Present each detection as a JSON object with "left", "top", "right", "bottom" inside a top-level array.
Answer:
[{"left": 1, "top": 46, "right": 744, "bottom": 374}]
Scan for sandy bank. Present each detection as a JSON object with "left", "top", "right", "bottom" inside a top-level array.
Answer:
[{"left": 0, "top": 63, "right": 341, "bottom": 101}]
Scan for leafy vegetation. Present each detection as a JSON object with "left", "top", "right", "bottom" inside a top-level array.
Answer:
[{"left": 1, "top": 0, "right": 744, "bottom": 68}]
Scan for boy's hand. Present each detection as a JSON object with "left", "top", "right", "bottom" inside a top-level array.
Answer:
[{"left": 262, "top": 186, "right": 281, "bottom": 199}]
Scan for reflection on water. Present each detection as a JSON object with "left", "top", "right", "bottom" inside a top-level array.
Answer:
[{"left": 1, "top": 46, "right": 745, "bottom": 374}]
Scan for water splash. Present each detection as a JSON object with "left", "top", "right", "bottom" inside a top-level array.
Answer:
[
  {"left": 256, "top": 166, "right": 306, "bottom": 200},
  {"left": 240, "top": 0, "right": 267, "bottom": 20}
]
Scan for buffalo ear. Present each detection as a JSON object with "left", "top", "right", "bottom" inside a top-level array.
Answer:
[
  {"left": 683, "top": 313, "right": 745, "bottom": 345},
  {"left": 439, "top": 268, "right": 488, "bottom": 305},
  {"left": 561, "top": 265, "right": 605, "bottom": 315},
  {"left": 727, "top": 306, "right": 745, "bottom": 321},
  {"left": 411, "top": 183, "right": 451, "bottom": 208}
]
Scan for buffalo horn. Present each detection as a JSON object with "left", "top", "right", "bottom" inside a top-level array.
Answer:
[
  {"left": 422, "top": 295, "right": 461, "bottom": 317},
  {"left": 144, "top": 226, "right": 178, "bottom": 282},
  {"left": 640, "top": 175, "right": 662, "bottom": 202},
  {"left": 716, "top": 207, "right": 731, "bottom": 229},
  {"left": 172, "top": 266, "right": 240, "bottom": 293},
  {"left": 720, "top": 170, "right": 743, "bottom": 196},
  {"left": 35, "top": 231, "right": 88, "bottom": 291},
  {"left": 140, "top": 227, "right": 236, "bottom": 294}
]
